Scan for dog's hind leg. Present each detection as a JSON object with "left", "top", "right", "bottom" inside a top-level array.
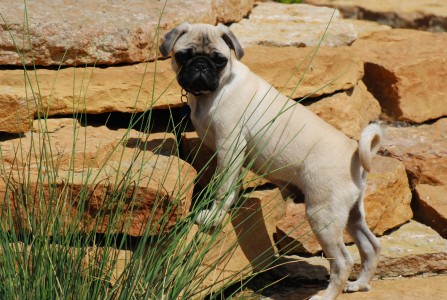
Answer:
[
  {"left": 344, "top": 194, "right": 381, "bottom": 293},
  {"left": 306, "top": 201, "right": 354, "bottom": 300}
]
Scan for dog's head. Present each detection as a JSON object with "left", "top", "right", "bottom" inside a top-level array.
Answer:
[{"left": 159, "top": 23, "right": 244, "bottom": 96}]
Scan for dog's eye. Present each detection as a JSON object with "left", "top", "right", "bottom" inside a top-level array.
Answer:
[
  {"left": 212, "top": 55, "right": 227, "bottom": 68},
  {"left": 175, "top": 49, "right": 193, "bottom": 64}
]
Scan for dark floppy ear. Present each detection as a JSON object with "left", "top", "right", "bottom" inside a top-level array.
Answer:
[
  {"left": 217, "top": 23, "right": 244, "bottom": 60},
  {"left": 159, "top": 22, "right": 190, "bottom": 57}
]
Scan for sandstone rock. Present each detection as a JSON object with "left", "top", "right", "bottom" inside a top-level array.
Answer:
[
  {"left": 213, "top": 0, "right": 255, "bottom": 24},
  {"left": 0, "top": 0, "right": 254, "bottom": 66},
  {"left": 337, "top": 276, "right": 447, "bottom": 300},
  {"left": 351, "top": 29, "right": 447, "bottom": 123},
  {"left": 276, "top": 203, "right": 321, "bottom": 255},
  {"left": 414, "top": 184, "right": 447, "bottom": 239},
  {"left": 259, "top": 275, "right": 447, "bottom": 300},
  {"left": 276, "top": 156, "right": 412, "bottom": 254},
  {"left": 276, "top": 221, "right": 447, "bottom": 283},
  {"left": 0, "top": 45, "right": 363, "bottom": 121},
  {"left": 242, "top": 46, "right": 364, "bottom": 99},
  {"left": 381, "top": 119, "right": 447, "bottom": 186},
  {"left": 341, "top": 19, "right": 391, "bottom": 38},
  {"left": 82, "top": 246, "right": 133, "bottom": 286},
  {"left": 382, "top": 119, "right": 447, "bottom": 238},
  {"left": 181, "top": 131, "right": 271, "bottom": 191},
  {"left": 0, "top": 86, "right": 35, "bottom": 133},
  {"left": 307, "top": 81, "right": 381, "bottom": 139},
  {"left": 229, "top": 3, "right": 357, "bottom": 48},
  {"left": 190, "top": 188, "right": 286, "bottom": 298},
  {"left": 303, "top": 0, "right": 447, "bottom": 32},
  {"left": 0, "top": 61, "right": 181, "bottom": 116},
  {"left": 363, "top": 156, "right": 413, "bottom": 235},
  {"left": 0, "top": 118, "right": 196, "bottom": 236},
  {"left": 350, "top": 220, "right": 447, "bottom": 278}
]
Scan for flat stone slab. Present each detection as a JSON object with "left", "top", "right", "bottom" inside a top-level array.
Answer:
[
  {"left": 230, "top": 2, "right": 357, "bottom": 48},
  {"left": 350, "top": 220, "right": 447, "bottom": 278},
  {"left": 0, "top": 0, "right": 254, "bottom": 66},
  {"left": 0, "top": 45, "right": 364, "bottom": 132},
  {"left": 276, "top": 220, "right": 447, "bottom": 281},
  {"left": 304, "top": 0, "right": 447, "bottom": 31}
]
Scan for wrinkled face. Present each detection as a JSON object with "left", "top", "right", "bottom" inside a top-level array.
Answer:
[
  {"left": 160, "top": 23, "right": 244, "bottom": 96},
  {"left": 172, "top": 26, "right": 231, "bottom": 95}
]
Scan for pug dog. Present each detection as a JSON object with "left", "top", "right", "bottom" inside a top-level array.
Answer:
[{"left": 160, "top": 23, "right": 382, "bottom": 300}]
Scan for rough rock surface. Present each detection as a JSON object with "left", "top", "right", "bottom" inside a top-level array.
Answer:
[
  {"left": 275, "top": 220, "right": 447, "bottom": 282},
  {"left": 352, "top": 29, "right": 447, "bottom": 123},
  {"left": 229, "top": 2, "right": 357, "bottom": 48},
  {"left": 0, "top": 45, "right": 365, "bottom": 132},
  {"left": 0, "top": 0, "right": 254, "bottom": 66},
  {"left": 303, "top": 0, "right": 447, "bottom": 31},
  {"left": 213, "top": 0, "right": 255, "bottom": 23},
  {"left": 415, "top": 184, "right": 447, "bottom": 239},
  {"left": 242, "top": 46, "right": 364, "bottom": 99},
  {"left": 341, "top": 19, "right": 391, "bottom": 38},
  {"left": 382, "top": 119, "right": 447, "bottom": 186},
  {"left": 350, "top": 220, "right": 447, "bottom": 278},
  {"left": 0, "top": 86, "right": 35, "bottom": 133},
  {"left": 276, "top": 156, "right": 412, "bottom": 254},
  {"left": 255, "top": 275, "right": 447, "bottom": 300},
  {"left": 307, "top": 81, "right": 381, "bottom": 139},
  {"left": 0, "top": 61, "right": 179, "bottom": 117},
  {"left": 189, "top": 188, "right": 286, "bottom": 297},
  {"left": 0, "top": 118, "right": 196, "bottom": 236},
  {"left": 180, "top": 131, "right": 271, "bottom": 191},
  {"left": 382, "top": 119, "right": 447, "bottom": 238}
]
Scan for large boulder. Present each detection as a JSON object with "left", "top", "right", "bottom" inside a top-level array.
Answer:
[
  {"left": 352, "top": 29, "right": 447, "bottom": 123},
  {"left": 382, "top": 118, "right": 447, "bottom": 238},
  {"left": 303, "top": 0, "right": 447, "bottom": 31},
  {"left": 0, "top": 118, "right": 196, "bottom": 236},
  {"left": 0, "top": 0, "right": 254, "bottom": 66}
]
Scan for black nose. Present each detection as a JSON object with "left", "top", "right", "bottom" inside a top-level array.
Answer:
[{"left": 193, "top": 61, "right": 209, "bottom": 72}]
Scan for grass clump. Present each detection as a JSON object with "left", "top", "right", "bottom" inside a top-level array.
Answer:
[{"left": 0, "top": 5, "right": 291, "bottom": 300}]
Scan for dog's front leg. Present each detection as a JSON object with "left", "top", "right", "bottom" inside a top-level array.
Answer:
[{"left": 196, "top": 130, "right": 247, "bottom": 227}]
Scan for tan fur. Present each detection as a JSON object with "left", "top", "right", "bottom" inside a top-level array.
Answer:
[{"left": 161, "top": 23, "right": 382, "bottom": 300}]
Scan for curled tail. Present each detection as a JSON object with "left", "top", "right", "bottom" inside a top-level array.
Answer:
[{"left": 358, "top": 124, "right": 382, "bottom": 172}]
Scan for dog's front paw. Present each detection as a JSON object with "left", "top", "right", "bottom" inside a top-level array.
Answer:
[
  {"left": 344, "top": 281, "right": 370, "bottom": 293},
  {"left": 195, "top": 208, "right": 226, "bottom": 227}
]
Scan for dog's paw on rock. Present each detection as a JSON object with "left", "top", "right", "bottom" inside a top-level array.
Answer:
[
  {"left": 195, "top": 209, "right": 226, "bottom": 227},
  {"left": 344, "top": 280, "right": 371, "bottom": 293}
]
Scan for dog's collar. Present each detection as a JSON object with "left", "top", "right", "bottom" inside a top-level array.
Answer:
[{"left": 180, "top": 88, "right": 189, "bottom": 104}]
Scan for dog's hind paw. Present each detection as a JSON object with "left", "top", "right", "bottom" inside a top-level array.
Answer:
[
  {"left": 344, "top": 281, "right": 370, "bottom": 293},
  {"left": 195, "top": 209, "right": 226, "bottom": 227}
]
